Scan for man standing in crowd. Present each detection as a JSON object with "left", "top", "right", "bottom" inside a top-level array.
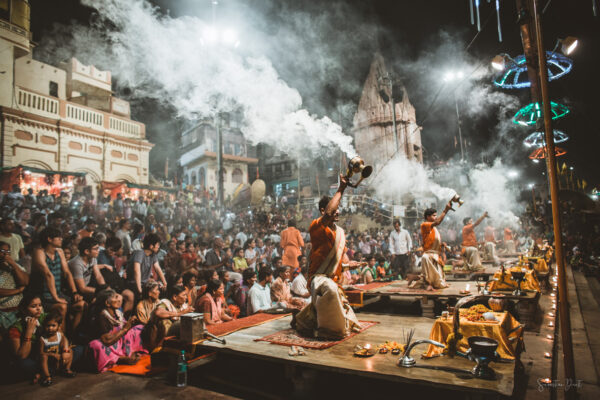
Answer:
[
  {"left": 389, "top": 220, "right": 412, "bottom": 279},
  {"left": 280, "top": 219, "right": 304, "bottom": 270}
]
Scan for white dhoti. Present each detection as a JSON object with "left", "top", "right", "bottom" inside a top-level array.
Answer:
[
  {"left": 293, "top": 224, "right": 360, "bottom": 339},
  {"left": 504, "top": 240, "right": 516, "bottom": 254},
  {"left": 411, "top": 250, "right": 448, "bottom": 289},
  {"left": 463, "top": 246, "right": 483, "bottom": 271},
  {"left": 483, "top": 242, "right": 497, "bottom": 262},
  {"left": 294, "top": 274, "right": 360, "bottom": 339}
]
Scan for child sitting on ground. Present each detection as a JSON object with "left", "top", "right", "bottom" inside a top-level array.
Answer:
[{"left": 38, "top": 312, "right": 75, "bottom": 386}]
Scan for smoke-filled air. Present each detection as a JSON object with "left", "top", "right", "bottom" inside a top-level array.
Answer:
[
  {"left": 37, "top": 0, "right": 526, "bottom": 225},
  {"left": 37, "top": 0, "right": 356, "bottom": 160}
]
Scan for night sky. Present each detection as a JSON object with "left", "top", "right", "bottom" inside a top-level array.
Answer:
[{"left": 28, "top": 0, "right": 600, "bottom": 190}]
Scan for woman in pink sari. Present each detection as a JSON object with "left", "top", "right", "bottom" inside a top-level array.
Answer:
[
  {"left": 195, "top": 279, "right": 232, "bottom": 325},
  {"left": 271, "top": 266, "right": 306, "bottom": 310},
  {"left": 88, "top": 289, "right": 146, "bottom": 372}
]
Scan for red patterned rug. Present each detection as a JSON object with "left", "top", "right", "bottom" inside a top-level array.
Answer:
[
  {"left": 347, "top": 281, "right": 395, "bottom": 292},
  {"left": 254, "top": 320, "right": 379, "bottom": 349},
  {"left": 384, "top": 287, "right": 442, "bottom": 294},
  {"left": 206, "top": 312, "right": 291, "bottom": 337}
]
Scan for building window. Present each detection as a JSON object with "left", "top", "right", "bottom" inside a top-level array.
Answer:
[
  {"left": 49, "top": 81, "right": 58, "bottom": 98},
  {"left": 232, "top": 168, "right": 243, "bottom": 184}
]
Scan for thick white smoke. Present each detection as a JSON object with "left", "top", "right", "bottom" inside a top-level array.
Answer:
[
  {"left": 39, "top": 0, "right": 356, "bottom": 160},
  {"left": 371, "top": 157, "right": 523, "bottom": 229}
]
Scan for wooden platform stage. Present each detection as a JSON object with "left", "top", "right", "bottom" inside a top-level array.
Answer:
[
  {"left": 347, "top": 280, "right": 540, "bottom": 329},
  {"left": 199, "top": 313, "right": 516, "bottom": 398}
]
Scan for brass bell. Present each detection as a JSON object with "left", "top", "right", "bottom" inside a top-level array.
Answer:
[{"left": 345, "top": 156, "right": 373, "bottom": 188}]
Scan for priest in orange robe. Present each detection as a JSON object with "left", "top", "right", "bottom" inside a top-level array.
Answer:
[{"left": 293, "top": 175, "right": 364, "bottom": 339}]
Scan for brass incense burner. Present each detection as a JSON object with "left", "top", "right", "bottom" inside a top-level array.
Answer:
[{"left": 345, "top": 156, "right": 373, "bottom": 188}]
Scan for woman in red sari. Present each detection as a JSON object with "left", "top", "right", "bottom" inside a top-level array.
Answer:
[{"left": 195, "top": 279, "right": 232, "bottom": 325}]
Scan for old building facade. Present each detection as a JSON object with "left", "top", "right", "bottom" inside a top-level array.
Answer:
[
  {"left": 0, "top": 0, "right": 152, "bottom": 185},
  {"left": 179, "top": 114, "right": 258, "bottom": 200},
  {"left": 353, "top": 53, "right": 423, "bottom": 174}
]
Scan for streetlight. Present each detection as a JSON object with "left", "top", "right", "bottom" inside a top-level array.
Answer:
[{"left": 443, "top": 70, "right": 466, "bottom": 161}]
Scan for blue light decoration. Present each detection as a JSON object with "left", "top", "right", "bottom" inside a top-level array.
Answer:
[
  {"left": 494, "top": 52, "right": 573, "bottom": 89},
  {"left": 512, "top": 101, "right": 570, "bottom": 126},
  {"left": 523, "top": 130, "right": 569, "bottom": 148}
]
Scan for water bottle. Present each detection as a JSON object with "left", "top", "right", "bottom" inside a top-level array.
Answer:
[{"left": 176, "top": 350, "right": 187, "bottom": 387}]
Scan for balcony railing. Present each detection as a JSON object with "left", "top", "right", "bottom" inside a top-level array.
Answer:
[
  {"left": 15, "top": 87, "right": 146, "bottom": 141},
  {"left": 109, "top": 116, "right": 142, "bottom": 138},
  {"left": 16, "top": 87, "right": 59, "bottom": 118},
  {"left": 65, "top": 103, "right": 104, "bottom": 129}
]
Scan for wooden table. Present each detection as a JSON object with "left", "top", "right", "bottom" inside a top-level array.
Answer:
[{"left": 199, "top": 313, "right": 516, "bottom": 397}]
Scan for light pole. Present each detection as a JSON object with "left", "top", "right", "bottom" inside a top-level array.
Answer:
[
  {"left": 204, "top": 1, "right": 240, "bottom": 207},
  {"left": 444, "top": 71, "right": 466, "bottom": 162}
]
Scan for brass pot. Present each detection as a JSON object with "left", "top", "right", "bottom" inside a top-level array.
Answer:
[{"left": 488, "top": 297, "right": 507, "bottom": 312}]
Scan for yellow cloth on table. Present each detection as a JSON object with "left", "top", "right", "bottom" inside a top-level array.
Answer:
[
  {"left": 425, "top": 311, "right": 522, "bottom": 360},
  {"left": 522, "top": 257, "right": 548, "bottom": 273},
  {"left": 534, "top": 258, "right": 548, "bottom": 273},
  {"left": 488, "top": 268, "right": 541, "bottom": 292}
]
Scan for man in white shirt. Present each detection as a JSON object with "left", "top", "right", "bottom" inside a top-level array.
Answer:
[
  {"left": 247, "top": 267, "right": 275, "bottom": 314},
  {"left": 291, "top": 255, "right": 310, "bottom": 303},
  {"left": 389, "top": 220, "right": 412, "bottom": 279},
  {"left": 235, "top": 229, "right": 248, "bottom": 248}
]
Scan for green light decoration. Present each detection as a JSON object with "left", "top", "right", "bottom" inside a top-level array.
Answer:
[{"left": 512, "top": 102, "right": 570, "bottom": 126}]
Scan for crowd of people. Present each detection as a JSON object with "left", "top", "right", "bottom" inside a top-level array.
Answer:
[{"left": 0, "top": 182, "right": 597, "bottom": 386}]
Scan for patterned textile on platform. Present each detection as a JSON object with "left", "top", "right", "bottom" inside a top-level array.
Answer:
[{"left": 255, "top": 320, "right": 378, "bottom": 349}]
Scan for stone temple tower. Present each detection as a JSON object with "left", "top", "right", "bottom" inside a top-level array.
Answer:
[{"left": 352, "top": 53, "right": 423, "bottom": 175}]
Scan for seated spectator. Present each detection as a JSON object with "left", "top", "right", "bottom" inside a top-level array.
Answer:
[
  {"left": 0, "top": 218, "right": 25, "bottom": 262},
  {"left": 291, "top": 260, "right": 310, "bottom": 302},
  {"left": 30, "top": 228, "right": 85, "bottom": 334},
  {"left": 135, "top": 281, "right": 160, "bottom": 325},
  {"left": 247, "top": 267, "right": 275, "bottom": 315},
  {"left": 360, "top": 255, "right": 377, "bottom": 284},
  {"left": 125, "top": 233, "right": 167, "bottom": 298},
  {"left": 182, "top": 271, "right": 198, "bottom": 306},
  {"left": 77, "top": 218, "right": 96, "bottom": 239},
  {"left": 142, "top": 285, "right": 192, "bottom": 352},
  {"left": 271, "top": 266, "right": 306, "bottom": 310},
  {"left": 37, "top": 311, "right": 75, "bottom": 386},
  {"left": 0, "top": 241, "right": 29, "bottom": 333},
  {"left": 88, "top": 289, "right": 145, "bottom": 372},
  {"left": 233, "top": 269, "right": 255, "bottom": 317},
  {"left": 195, "top": 279, "right": 233, "bottom": 325},
  {"left": 8, "top": 294, "right": 45, "bottom": 381},
  {"left": 232, "top": 247, "right": 248, "bottom": 273},
  {"left": 68, "top": 237, "right": 107, "bottom": 301},
  {"left": 97, "top": 237, "right": 128, "bottom": 294}
]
